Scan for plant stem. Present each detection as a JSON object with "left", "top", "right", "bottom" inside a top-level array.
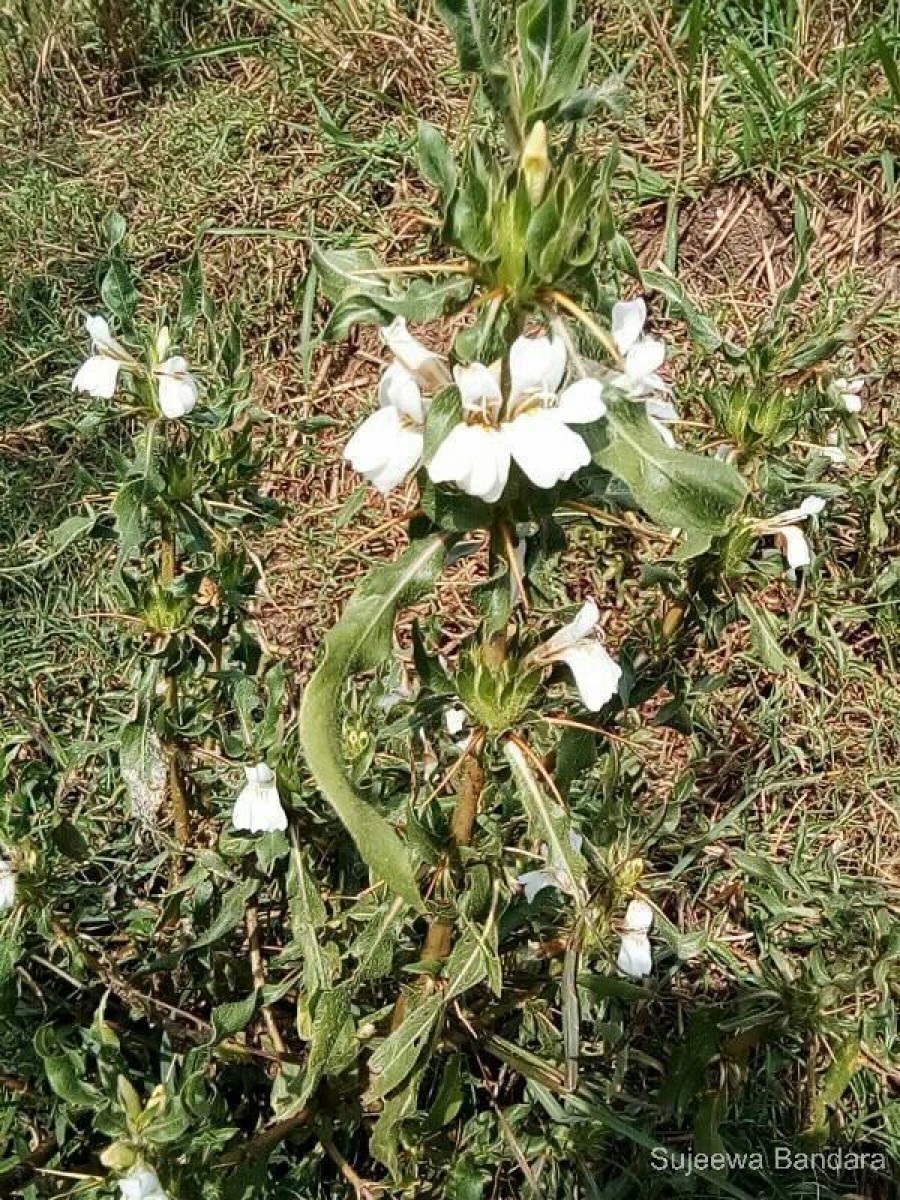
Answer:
[
  {"left": 247, "top": 900, "right": 286, "bottom": 1057},
  {"left": 392, "top": 750, "right": 485, "bottom": 1029},
  {"left": 160, "top": 515, "right": 190, "bottom": 850}
]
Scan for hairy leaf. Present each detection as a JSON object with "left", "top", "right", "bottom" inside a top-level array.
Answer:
[
  {"left": 594, "top": 401, "right": 747, "bottom": 545},
  {"left": 299, "top": 537, "right": 448, "bottom": 909}
]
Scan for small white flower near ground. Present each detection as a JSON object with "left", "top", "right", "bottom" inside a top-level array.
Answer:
[
  {"left": 517, "top": 831, "right": 583, "bottom": 903},
  {"left": 526, "top": 599, "right": 622, "bottom": 711},
  {"left": 344, "top": 317, "right": 450, "bottom": 493},
  {"left": 232, "top": 763, "right": 287, "bottom": 833},
  {"left": 118, "top": 1164, "right": 168, "bottom": 1200},
  {"left": 444, "top": 707, "right": 468, "bottom": 738},
  {"left": 0, "top": 858, "right": 17, "bottom": 911},
  {"left": 72, "top": 315, "right": 134, "bottom": 399},
  {"left": 607, "top": 298, "right": 679, "bottom": 442},
  {"left": 758, "top": 496, "right": 827, "bottom": 574},
  {"left": 617, "top": 897, "right": 654, "bottom": 978},
  {"left": 833, "top": 375, "right": 864, "bottom": 414}
]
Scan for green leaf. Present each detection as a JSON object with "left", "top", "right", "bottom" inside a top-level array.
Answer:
[
  {"left": 295, "top": 987, "right": 357, "bottom": 1107},
  {"left": 299, "top": 538, "right": 448, "bottom": 910},
  {"left": 367, "top": 994, "right": 443, "bottom": 1099},
  {"left": 370, "top": 1070, "right": 422, "bottom": 1177},
  {"left": 504, "top": 740, "right": 585, "bottom": 901},
  {"left": 48, "top": 513, "right": 96, "bottom": 552},
  {"left": 191, "top": 878, "right": 258, "bottom": 949},
  {"left": 736, "top": 595, "right": 814, "bottom": 685},
  {"left": 211, "top": 991, "right": 259, "bottom": 1041},
  {"left": 445, "top": 916, "right": 500, "bottom": 1002},
  {"left": 287, "top": 838, "right": 335, "bottom": 994},
  {"left": 643, "top": 268, "right": 742, "bottom": 358},
  {"left": 594, "top": 401, "right": 747, "bottom": 544},
  {"left": 120, "top": 722, "right": 167, "bottom": 822},
  {"left": 434, "top": 0, "right": 489, "bottom": 72},
  {"left": 313, "top": 244, "right": 388, "bottom": 300},
  {"left": 101, "top": 210, "right": 127, "bottom": 249},
  {"left": 100, "top": 258, "right": 137, "bottom": 323},
  {"left": 418, "top": 121, "right": 457, "bottom": 199},
  {"left": 350, "top": 896, "right": 407, "bottom": 983}
]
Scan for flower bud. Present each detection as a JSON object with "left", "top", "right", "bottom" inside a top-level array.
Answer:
[
  {"left": 521, "top": 121, "right": 550, "bottom": 206},
  {"left": 101, "top": 1141, "right": 138, "bottom": 1171}
]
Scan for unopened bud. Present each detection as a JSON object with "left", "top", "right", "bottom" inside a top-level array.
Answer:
[{"left": 521, "top": 121, "right": 550, "bottom": 206}]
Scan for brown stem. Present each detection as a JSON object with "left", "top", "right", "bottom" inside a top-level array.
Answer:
[
  {"left": 392, "top": 752, "right": 485, "bottom": 1029},
  {"left": 247, "top": 901, "right": 286, "bottom": 1057}
]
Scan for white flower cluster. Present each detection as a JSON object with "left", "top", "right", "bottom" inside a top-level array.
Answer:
[
  {"left": 345, "top": 301, "right": 671, "bottom": 502},
  {"left": 72, "top": 316, "right": 199, "bottom": 420}
]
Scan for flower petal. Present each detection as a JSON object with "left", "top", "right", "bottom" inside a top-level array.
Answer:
[
  {"left": 345, "top": 405, "right": 402, "bottom": 471},
  {"left": 502, "top": 410, "right": 590, "bottom": 489},
  {"left": 509, "top": 334, "right": 567, "bottom": 401},
  {"left": 541, "top": 600, "right": 600, "bottom": 657},
  {"left": 617, "top": 932, "right": 652, "bottom": 978},
  {"left": 611, "top": 298, "right": 646, "bottom": 355},
  {"left": 625, "top": 337, "right": 665, "bottom": 382},
  {"left": 85, "top": 314, "right": 127, "bottom": 358},
  {"left": 778, "top": 525, "right": 811, "bottom": 570},
  {"left": 558, "top": 642, "right": 621, "bottom": 710},
  {"left": 379, "top": 363, "right": 424, "bottom": 422},
  {"left": 460, "top": 426, "right": 510, "bottom": 502},
  {"left": 157, "top": 357, "right": 199, "bottom": 419},
  {"left": 454, "top": 362, "right": 502, "bottom": 412},
  {"left": 623, "top": 898, "right": 654, "bottom": 933},
  {"left": 345, "top": 406, "right": 422, "bottom": 492},
  {"left": 381, "top": 316, "right": 450, "bottom": 391},
  {"left": 799, "top": 495, "right": 826, "bottom": 517},
  {"left": 72, "top": 355, "right": 122, "bottom": 398},
  {"left": 517, "top": 869, "right": 555, "bottom": 904},
  {"left": 555, "top": 378, "right": 606, "bottom": 424}
]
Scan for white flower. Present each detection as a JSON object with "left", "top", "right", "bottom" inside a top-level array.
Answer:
[
  {"left": 428, "top": 334, "right": 605, "bottom": 502},
  {"left": 72, "top": 315, "right": 133, "bottom": 399},
  {"left": 610, "top": 299, "right": 668, "bottom": 398},
  {"left": 444, "top": 707, "right": 468, "bottom": 737},
  {"left": 760, "top": 496, "right": 827, "bottom": 573},
  {"left": 617, "top": 897, "right": 653, "bottom": 978},
  {"left": 119, "top": 1164, "right": 168, "bottom": 1200},
  {"left": 525, "top": 599, "right": 621, "bottom": 711},
  {"left": 0, "top": 858, "right": 17, "bottom": 911},
  {"left": 833, "top": 375, "right": 864, "bottom": 414},
  {"left": 344, "top": 318, "right": 450, "bottom": 494},
  {"left": 154, "top": 355, "right": 199, "bottom": 420},
  {"left": 818, "top": 432, "right": 847, "bottom": 466},
  {"left": 232, "top": 763, "right": 287, "bottom": 833},
  {"left": 517, "top": 830, "right": 583, "bottom": 903}
]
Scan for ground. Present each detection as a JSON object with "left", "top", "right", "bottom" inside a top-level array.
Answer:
[{"left": 1, "top": 0, "right": 899, "bottom": 1195}]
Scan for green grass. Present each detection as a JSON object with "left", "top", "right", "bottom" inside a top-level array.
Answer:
[{"left": 1, "top": 1, "right": 899, "bottom": 1196}]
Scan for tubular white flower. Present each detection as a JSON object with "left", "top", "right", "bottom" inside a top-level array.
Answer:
[
  {"left": 0, "top": 858, "right": 17, "bottom": 911},
  {"left": 526, "top": 600, "right": 622, "bottom": 711},
  {"left": 617, "top": 898, "right": 654, "bottom": 978},
  {"left": 610, "top": 299, "right": 668, "bottom": 398},
  {"left": 154, "top": 356, "right": 199, "bottom": 420},
  {"left": 833, "top": 375, "right": 864, "bottom": 414},
  {"left": 345, "top": 320, "right": 449, "bottom": 493},
  {"left": 153, "top": 352, "right": 199, "bottom": 420},
  {"left": 119, "top": 1164, "right": 169, "bottom": 1200},
  {"left": 380, "top": 316, "right": 451, "bottom": 393},
  {"left": 428, "top": 334, "right": 604, "bottom": 502},
  {"left": 757, "top": 496, "right": 827, "bottom": 574},
  {"left": 232, "top": 763, "right": 287, "bottom": 834},
  {"left": 517, "top": 831, "right": 583, "bottom": 903},
  {"left": 72, "top": 314, "right": 132, "bottom": 399}
]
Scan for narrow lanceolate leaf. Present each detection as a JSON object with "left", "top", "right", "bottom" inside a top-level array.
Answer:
[
  {"left": 504, "top": 740, "right": 585, "bottom": 902},
  {"left": 367, "top": 995, "right": 443, "bottom": 1099},
  {"left": 594, "top": 401, "right": 747, "bottom": 545},
  {"left": 299, "top": 537, "right": 447, "bottom": 910},
  {"left": 351, "top": 896, "right": 408, "bottom": 984}
]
